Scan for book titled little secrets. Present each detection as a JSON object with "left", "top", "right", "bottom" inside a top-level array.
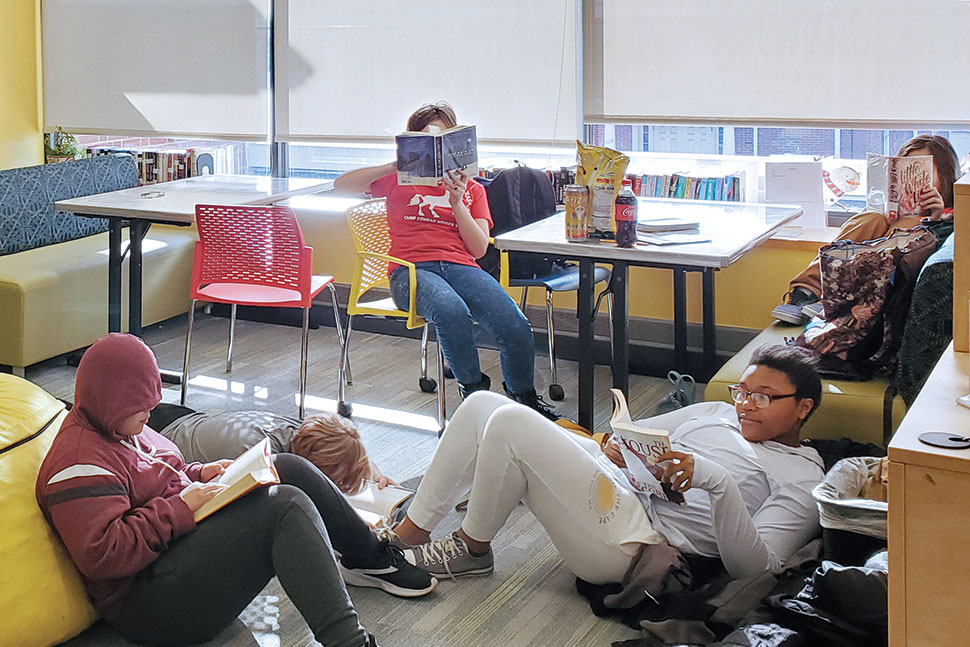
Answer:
[
  {"left": 396, "top": 125, "right": 478, "bottom": 186},
  {"left": 193, "top": 437, "right": 279, "bottom": 522},
  {"left": 609, "top": 389, "right": 685, "bottom": 505}
]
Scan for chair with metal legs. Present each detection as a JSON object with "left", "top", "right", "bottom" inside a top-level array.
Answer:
[
  {"left": 181, "top": 204, "right": 347, "bottom": 418},
  {"left": 338, "top": 199, "right": 446, "bottom": 432},
  {"left": 509, "top": 265, "right": 614, "bottom": 401}
]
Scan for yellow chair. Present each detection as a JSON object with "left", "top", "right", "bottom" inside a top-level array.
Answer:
[
  {"left": 0, "top": 374, "right": 97, "bottom": 647},
  {"left": 338, "top": 199, "right": 446, "bottom": 430}
]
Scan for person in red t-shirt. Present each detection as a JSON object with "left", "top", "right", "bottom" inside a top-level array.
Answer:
[{"left": 335, "top": 102, "right": 556, "bottom": 419}]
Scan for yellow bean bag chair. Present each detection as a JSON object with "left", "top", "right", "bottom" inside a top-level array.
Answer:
[{"left": 0, "top": 374, "right": 97, "bottom": 647}]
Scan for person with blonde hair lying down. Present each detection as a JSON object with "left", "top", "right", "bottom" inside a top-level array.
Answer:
[
  {"left": 386, "top": 344, "right": 825, "bottom": 584},
  {"left": 147, "top": 404, "right": 396, "bottom": 494}
]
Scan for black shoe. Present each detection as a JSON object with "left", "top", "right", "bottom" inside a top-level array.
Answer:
[
  {"left": 339, "top": 541, "right": 438, "bottom": 598},
  {"left": 458, "top": 372, "right": 491, "bottom": 400},
  {"left": 502, "top": 382, "right": 558, "bottom": 421},
  {"left": 365, "top": 634, "right": 380, "bottom": 647}
]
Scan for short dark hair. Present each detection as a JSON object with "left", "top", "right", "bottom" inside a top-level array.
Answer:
[
  {"left": 748, "top": 344, "right": 822, "bottom": 420},
  {"left": 897, "top": 134, "right": 962, "bottom": 209},
  {"left": 407, "top": 102, "right": 458, "bottom": 132}
]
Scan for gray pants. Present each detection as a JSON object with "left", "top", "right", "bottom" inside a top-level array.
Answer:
[{"left": 109, "top": 454, "right": 380, "bottom": 647}]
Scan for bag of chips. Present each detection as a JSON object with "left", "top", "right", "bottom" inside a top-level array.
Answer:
[{"left": 576, "top": 141, "right": 630, "bottom": 239}]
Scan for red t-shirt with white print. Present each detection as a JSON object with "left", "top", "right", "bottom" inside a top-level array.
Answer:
[{"left": 369, "top": 174, "right": 492, "bottom": 269}]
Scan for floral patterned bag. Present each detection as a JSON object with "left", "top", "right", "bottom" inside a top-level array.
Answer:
[{"left": 798, "top": 227, "right": 937, "bottom": 373}]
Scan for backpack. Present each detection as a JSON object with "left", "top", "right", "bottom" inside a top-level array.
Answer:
[{"left": 478, "top": 163, "right": 561, "bottom": 280}]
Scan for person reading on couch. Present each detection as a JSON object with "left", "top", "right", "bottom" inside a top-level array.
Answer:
[
  {"left": 772, "top": 134, "right": 961, "bottom": 326},
  {"left": 148, "top": 405, "right": 396, "bottom": 494},
  {"left": 36, "top": 333, "right": 435, "bottom": 647},
  {"left": 385, "top": 344, "right": 825, "bottom": 584}
]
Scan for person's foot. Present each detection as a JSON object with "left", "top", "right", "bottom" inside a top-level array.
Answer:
[
  {"left": 364, "top": 634, "right": 380, "bottom": 647},
  {"left": 402, "top": 532, "right": 494, "bottom": 580},
  {"left": 771, "top": 287, "right": 818, "bottom": 326},
  {"left": 339, "top": 541, "right": 438, "bottom": 597},
  {"left": 457, "top": 372, "right": 491, "bottom": 400},
  {"left": 502, "top": 382, "right": 558, "bottom": 421}
]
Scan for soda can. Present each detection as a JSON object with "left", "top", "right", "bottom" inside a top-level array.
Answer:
[{"left": 564, "top": 184, "right": 589, "bottom": 242}]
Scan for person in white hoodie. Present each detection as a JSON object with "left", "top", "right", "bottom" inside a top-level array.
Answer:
[{"left": 387, "top": 344, "right": 825, "bottom": 584}]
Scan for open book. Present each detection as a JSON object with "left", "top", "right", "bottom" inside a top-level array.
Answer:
[
  {"left": 396, "top": 125, "right": 478, "bottom": 186},
  {"left": 345, "top": 481, "right": 414, "bottom": 527},
  {"left": 866, "top": 153, "right": 933, "bottom": 220},
  {"left": 609, "top": 389, "right": 685, "bottom": 505},
  {"left": 194, "top": 437, "right": 280, "bottom": 522}
]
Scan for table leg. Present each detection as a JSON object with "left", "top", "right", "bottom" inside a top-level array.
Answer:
[
  {"left": 673, "top": 268, "right": 688, "bottom": 371},
  {"left": 108, "top": 219, "right": 123, "bottom": 333},
  {"left": 128, "top": 221, "right": 148, "bottom": 337},
  {"left": 702, "top": 268, "right": 717, "bottom": 376},
  {"left": 610, "top": 261, "right": 629, "bottom": 397},
  {"left": 578, "top": 258, "right": 594, "bottom": 431}
]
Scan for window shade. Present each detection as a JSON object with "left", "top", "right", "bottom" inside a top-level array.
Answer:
[
  {"left": 43, "top": 0, "right": 270, "bottom": 139},
  {"left": 588, "top": 0, "right": 970, "bottom": 127},
  {"left": 277, "top": 0, "right": 580, "bottom": 144}
]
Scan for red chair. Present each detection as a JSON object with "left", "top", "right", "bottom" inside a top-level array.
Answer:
[{"left": 181, "top": 204, "right": 347, "bottom": 417}]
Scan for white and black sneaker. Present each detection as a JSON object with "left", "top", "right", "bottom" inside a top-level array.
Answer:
[{"left": 339, "top": 541, "right": 437, "bottom": 598}]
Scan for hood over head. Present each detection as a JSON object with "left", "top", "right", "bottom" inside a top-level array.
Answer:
[{"left": 71, "top": 333, "right": 162, "bottom": 440}]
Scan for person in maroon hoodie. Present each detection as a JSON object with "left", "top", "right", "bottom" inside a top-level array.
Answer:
[{"left": 36, "top": 333, "right": 435, "bottom": 647}]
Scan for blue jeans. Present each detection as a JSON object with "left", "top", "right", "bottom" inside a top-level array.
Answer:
[{"left": 389, "top": 261, "right": 536, "bottom": 395}]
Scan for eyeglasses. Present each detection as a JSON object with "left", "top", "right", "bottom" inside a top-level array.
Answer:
[{"left": 728, "top": 385, "right": 798, "bottom": 409}]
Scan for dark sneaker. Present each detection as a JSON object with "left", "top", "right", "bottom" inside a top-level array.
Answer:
[
  {"left": 502, "top": 382, "right": 558, "bottom": 421},
  {"left": 458, "top": 372, "right": 491, "bottom": 400},
  {"left": 801, "top": 300, "right": 824, "bottom": 320},
  {"left": 339, "top": 541, "right": 438, "bottom": 598},
  {"left": 771, "top": 287, "right": 818, "bottom": 326},
  {"left": 365, "top": 634, "right": 380, "bottom": 647},
  {"left": 403, "top": 532, "right": 494, "bottom": 580}
]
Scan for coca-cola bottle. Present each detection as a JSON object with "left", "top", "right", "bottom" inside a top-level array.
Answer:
[{"left": 614, "top": 178, "right": 638, "bottom": 248}]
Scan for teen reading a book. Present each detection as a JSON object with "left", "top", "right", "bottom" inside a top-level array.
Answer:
[
  {"left": 773, "top": 134, "right": 960, "bottom": 325},
  {"left": 35, "top": 334, "right": 435, "bottom": 647},
  {"left": 147, "top": 404, "right": 396, "bottom": 493},
  {"left": 384, "top": 345, "right": 824, "bottom": 583},
  {"left": 333, "top": 101, "right": 556, "bottom": 419}
]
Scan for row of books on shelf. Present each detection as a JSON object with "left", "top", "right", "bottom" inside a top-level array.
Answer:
[
  {"left": 627, "top": 172, "right": 745, "bottom": 202},
  {"left": 85, "top": 146, "right": 237, "bottom": 185},
  {"left": 479, "top": 165, "right": 745, "bottom": 205}
]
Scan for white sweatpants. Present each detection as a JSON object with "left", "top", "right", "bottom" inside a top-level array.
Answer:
[{"left": 407, "top": 391, "right": 663, "bottom": 584}]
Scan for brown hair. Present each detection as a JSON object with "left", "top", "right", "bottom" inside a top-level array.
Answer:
[
  {"left": 289, "top": 413, "right": 370, "bottom": 495},
  {"left": 407, "top": 102, "right": 457, "bottom": 132},
  {"left": 897, "top": 134, "right": 961, "bottom": 208}
]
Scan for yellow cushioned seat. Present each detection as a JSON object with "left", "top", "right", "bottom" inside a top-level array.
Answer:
[
  {"left": 0, "top": 224, "right": 196, "bottom": 370},
  {"left": 704, "top": 323, "right": 905, "bottom": 447},
  {"left": 0, "top": 374, "right": 96, "bottom": 647}
]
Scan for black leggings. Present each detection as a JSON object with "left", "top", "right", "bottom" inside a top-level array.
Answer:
[{"left": 108, "top": 454, "right": 384, "bottom": 647}]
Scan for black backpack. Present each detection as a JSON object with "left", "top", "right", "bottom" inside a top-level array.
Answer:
[{"left": 477, "top": 163, "right": 561, "bottom": 280}]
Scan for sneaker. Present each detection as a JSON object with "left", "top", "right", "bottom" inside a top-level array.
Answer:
[
  {"left": 771, "top": 287, "right": 819, "bottom": 326},
  {"left": 403, "top": 532, "right": 494, "bottom": 580},
  {"left": 801, "top": 300, "right": 824, "bottom": 320},
  {"left": 365, "top": 634, "right": 380, "bottom": 647},
  {"left": 339, "top": 541, "right": 438, "bottom": 598},
  {"left": 457, "top": 372, "right": 491, "bottom": 400},
  {"left": 502, "top": 382, "right": 558, "bottom": 421}
]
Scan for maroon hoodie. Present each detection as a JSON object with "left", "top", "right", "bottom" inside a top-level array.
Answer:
[{"left": 36, "top": 334, "right": 204, "bottom": 618}]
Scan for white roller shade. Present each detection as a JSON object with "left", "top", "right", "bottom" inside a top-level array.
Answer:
[
  {"left": 43, "top": 0, "right": 270, "bottom": 139},
  {"left": 278, "top": 0, "right": 580, "bottom": 144},
  {"left": 589, "top": 0, "right": 970, "bottom": 127}
]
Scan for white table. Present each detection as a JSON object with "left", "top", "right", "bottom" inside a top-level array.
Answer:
[
  {"left": 55, "top": 174, "right": 331, "bottom": 337},
  {"left": 494, "top": 197, "right": 802, "bottom": 429}
]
